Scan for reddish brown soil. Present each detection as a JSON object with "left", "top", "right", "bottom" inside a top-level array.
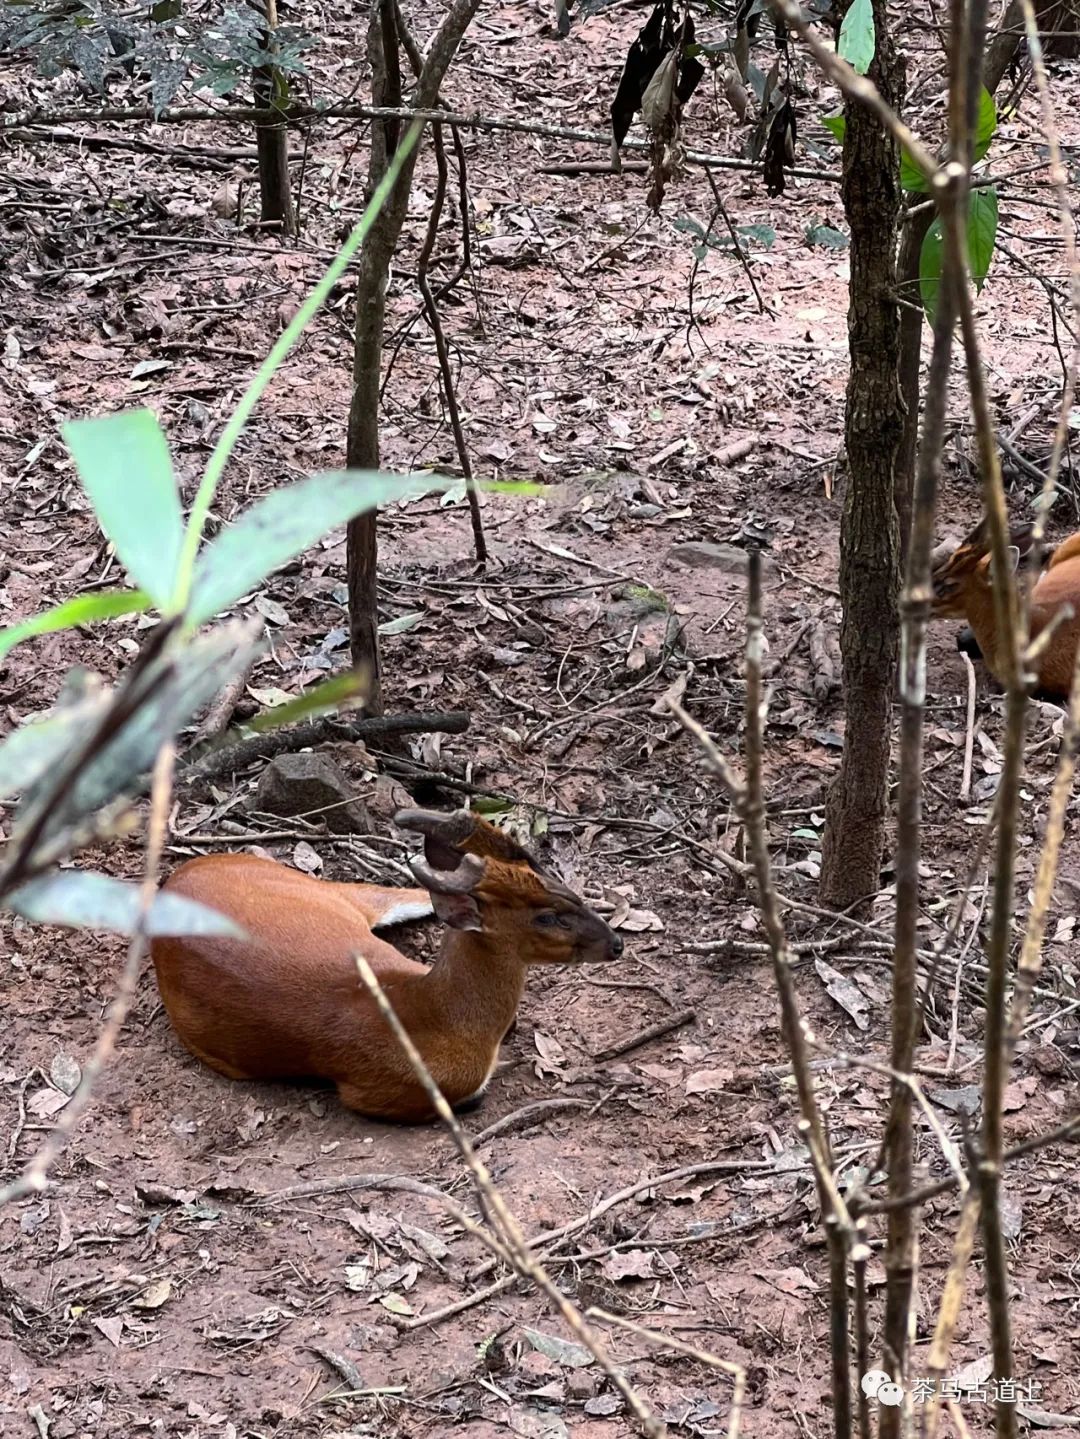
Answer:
[{"left": 2, "top": 5, "right": 1080, "bottom": 1438}]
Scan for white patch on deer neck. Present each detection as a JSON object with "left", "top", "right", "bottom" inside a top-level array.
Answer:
[{"left": 372, "top": 898, "right": 435, "bottom": 929}]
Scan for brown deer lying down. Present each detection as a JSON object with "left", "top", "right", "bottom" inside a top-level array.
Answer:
[{"left": 151, "top": 808, "right": 622, "bottom": 1122}]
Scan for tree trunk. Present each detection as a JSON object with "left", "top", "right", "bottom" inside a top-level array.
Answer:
[
  {"left": 818, "top": 2, "right": 906, "bottom": 913},
  {"left": 345, "top": 0, "right": 402, "bottom": 714},
  {"left": 253, "top": 0, "right": 295, "bottom": 235},
  {"left": 344, "top": 0, "right": 484, "bottom": 708}
]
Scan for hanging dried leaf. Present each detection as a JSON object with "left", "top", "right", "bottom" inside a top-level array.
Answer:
[
  {"left": 641, "top": 48, "right": 677, "bottom": 132},
  {"left": 763, "top": 97, "right": 797, "bottom": 196}
]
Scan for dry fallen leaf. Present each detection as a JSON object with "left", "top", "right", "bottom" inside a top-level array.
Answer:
[
  {"left": 28, "top": 1088, "right": 69, "bottom": 1119},
  {"left": 651, "top": 667, "right": 691, "bottom": 716},
  {"left": 614, "top": 907, "right": 664, "bottom": 933},
  {"left": 92, "top": 1315, "right": 124, "bottom": 1347},
  {"left": 603, "top": 1249, "right": 657, "bottom": 1282},
  {"left": 50, "top": 1052, "right": 81, "bottom": 1095},
  {"left": 813, "top": 959, "right": 870, "bottom": 1030},
  {"left": 685, "top": 1068, "right": 734, "bottom": 1095},
  {"left": 759, "top": 1266, "right": 819, "bottom": 1295},
  {"left": 378, "top": 1292, "right": 413, "bottom": 1316},
  {"left": 131, "top": 1278, "right": 173, "bottom": 1310},
  {"left": 533, "top": 1030, "right": 567, "bottom": 1068},
  {"left": 292, "top": 841, "right": 323, "bottom": 874},
  {"left": 56, "top": 1208, "right": 73, "bottom": 1256}
]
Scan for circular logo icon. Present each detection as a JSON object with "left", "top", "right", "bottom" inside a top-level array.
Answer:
[
  {"left": 877, "top": 1382, "right": 904, "bottom": 1407},
  {"left": 861, "top": 1370, "right": 891, "bottom": 1399}
]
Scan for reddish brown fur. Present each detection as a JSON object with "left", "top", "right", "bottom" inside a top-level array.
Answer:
[
  {"left": 931, "top": 523, "right": 1080, "bottom": 697},
  {"left": 151, "top": 818, "right": 621, "bottom": 1123}
]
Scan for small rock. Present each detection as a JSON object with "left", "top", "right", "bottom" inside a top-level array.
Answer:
[
  {"left": 1031, "top": 1044, "right": 1065, "bottom": 1076},
  {"left": 667, "top": 540, "right": 764, "bottom": 574},
  {"left": 565, "top": 1371, "right": 597, "bottom": 1401},
  {"left": 254, "top": 753, "right": 371, "bottom": 834}
]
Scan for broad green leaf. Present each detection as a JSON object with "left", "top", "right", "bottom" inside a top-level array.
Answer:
[
  {"left": 378, "top": 612, "right": 424, "bottom": 636},
  {"left": 243, "top": 669, "right": 369, "bottom": 734},
  {"left": 821, "top": 113, "right": 845, "bottom": 142},
  {"left": 8, "top": 870, "right": 244, "bottom": 937},
  {"left": 672, "top": 215, "right": 707, "bottom": 240},
  {"left": 901, "top": 146, "right": 931, "bottom": 193},
  {"left": 805, "top": 223, "right": 848, "bottom": 250},
  {"left": 838, "top": 0, "right": 875, "bottom": 75},
  {"left": 969, "top": 186, "right": 998, "bottom": 291},
  {"left": 919, "top": 216, "right": 945, "bottom": 321},
  {"left": 0, "top": 589, "right": 151, "bottom": 665},
  {"left": 13, "top": 622, "right": 262, "bottom": 850},
  {"left": 186, "top": 470, "right": 441, "bottom": 625},
  {"left": 974, "top": 86, "right": 997, "bottom": 161},
  {"left": 63, "top": 410, "right": 183, "bottom": 607},
  {"left": 0, "top": 692, "right": 111, "bottom": 802},
  {"left": 470, "top": 795, "right": 514, "bottom": 816}
]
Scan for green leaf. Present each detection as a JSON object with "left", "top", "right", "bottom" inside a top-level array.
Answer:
[
  {"left": 974, "top": 86, "right": 997, "bottom": 161},
  {"left": 13, "top": 621, "right": 263, "bottom": 849},
  {"left": 0, "top": 692, "right": 112, "bottom": 803},
  {"left": 243, "top": 669, "right": 368, "bottom": 734},
  {"left": 672, "top": 215, "right": 707, "bottom": 240},
  {"left": 821, "top": 113, "right": 845, "bottom": 142},
  {"left": 805, "top": 223, "right": 848, "bottom": 249},
  {"left": 186, "top": 470, "right": 440, "bottom": 626},
  {"left": 901, "top": 146, "right": 931, "bottom": 192},
  {"left": 378, "top": 612, "right": 425, "bottom": 636},
  {"left": 903, "top": 88, "right": 993, "bottom": 193},
  {"left": 838, "top": 0, "right": 875, "bottom": 75},
  {"left": 62, "top": 409, "right": 183, "bottom": 607},
  {"left": 7, "top": 870, "right": 244, "bottom": 937},
  {"left": 919, "top": 216, "right": 945, "bottom": 321},
  {"left": 470, "top": 795, "right": 514, "bottom": 816},
  {"left": 969, "top": 185, "right": 998, "bottom": 291},
  {"left": 0, "top": 589, "right": 151, "bottom": 665}
]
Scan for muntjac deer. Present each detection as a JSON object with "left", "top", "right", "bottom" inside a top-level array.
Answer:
[
  {"left": 931, "top": 519, "right": 1080, "bottom": 698},
  {"left": 151, "top": 808, "right": 622, "bottom": 1122}
]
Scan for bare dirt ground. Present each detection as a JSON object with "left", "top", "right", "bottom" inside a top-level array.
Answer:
[{"left": 2, "top": 4, "right": 1080, "bottom": 1437}]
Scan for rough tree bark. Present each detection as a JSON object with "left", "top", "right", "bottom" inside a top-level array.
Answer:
[
  {"left": 818, "top": 0, "right": 906, "bottom": 912},
  {"left": 345, "top": 0, "right": 483, "bottom": 712},
  {"left": 894, "top": 0, "right": 1025, "bottom": 556}
]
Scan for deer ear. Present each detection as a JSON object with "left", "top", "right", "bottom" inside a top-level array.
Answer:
[{"left": 430, "top": 889, "right": 482, "bottom": 931}]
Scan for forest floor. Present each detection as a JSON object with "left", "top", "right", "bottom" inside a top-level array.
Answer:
[{"left": 2, "top": 3, "right": 1080, "bottom": 1437}]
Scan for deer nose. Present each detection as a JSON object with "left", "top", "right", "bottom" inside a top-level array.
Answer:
[{"left": 610, "top": 931, "right": 624, "bottom": 958}]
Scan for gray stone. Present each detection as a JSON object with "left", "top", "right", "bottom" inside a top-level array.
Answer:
[
  {"left": 666, "top": 540, "right": 758, "bottom": 573},
  {"left": 254, "top": 752, "right": 371, "bottom": 834}
]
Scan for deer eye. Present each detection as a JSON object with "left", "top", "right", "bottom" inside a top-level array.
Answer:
[{"left": 533, "top": 910, "right": 565, "bottom": 929}]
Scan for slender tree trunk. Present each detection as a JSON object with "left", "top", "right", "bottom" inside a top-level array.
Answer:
[
  {"left": 345, "top": 0, "right": 402, "bottom": 713},
  {"left": 818, "top": 2, "right": 906, "bottom": 913},
  {"left": 253, "top": 0, "right": 295, "bottom": 234},
  {"left": 344, "top": 0, "right": 484, "bottom": 707}
]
